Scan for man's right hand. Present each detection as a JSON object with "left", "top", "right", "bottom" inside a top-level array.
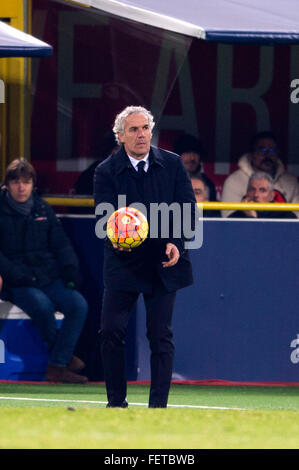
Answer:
[
  {"left": 242, "top": 196, "right": 257, "bottom": 218},
  {"left": 112, "top": 243, "right": 132, "bottom": 252}
]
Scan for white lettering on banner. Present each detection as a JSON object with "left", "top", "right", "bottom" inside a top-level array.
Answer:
[
  {"left": 56, "top": 12, "right": 105, "bottom": 171},
  {"left": 151, "top": 35, "right": 198, "bottom": 145},
  {"left": 215, "top": 45, "right": 273, "bottom": 175},
  {"left": 290, "top": 334, "right": 299, "bottom": 364},
  {"left": 0, "top": 339, "right": 5, "bottom": 364},
  {"left": 0, "top": 79, "right": 5, "bottom": 103},
  {"left": 288, "top": 46, "right": 299, "bottom": 175}
]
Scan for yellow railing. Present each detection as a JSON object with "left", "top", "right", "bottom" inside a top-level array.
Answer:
[
  {"left": 43, "top": 196, "right": 299, "bottom": 212},
  {"left": 200, "top": 202, "right": 299, "bottom": 212},
  {"left": 43, "top": 196, "right": 94, "bottom": 207}
]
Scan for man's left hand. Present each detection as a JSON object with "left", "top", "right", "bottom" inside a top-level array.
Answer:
[{"left": 162, "top": 243, "right": 180, "bottom": 268}]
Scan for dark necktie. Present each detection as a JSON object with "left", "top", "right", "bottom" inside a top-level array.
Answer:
[{"left": 137, "top": 160, "right": 146, "bottom": 176}]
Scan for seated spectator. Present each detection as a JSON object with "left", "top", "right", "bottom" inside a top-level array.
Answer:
[
  {"left": 0, "top": 159, "right": 88, "bottom": 383},
  {"left": 229, "top": 172, "right": 297, "bottom": 219},
  {"left": 222, "top": 131, "right": 299, "bottom": 217},
  {"left": 173, "top": 133, "right": 217, "bottom": 201},
  {"left": 190, "top": 172, "right": 221, "bottom": 217}
]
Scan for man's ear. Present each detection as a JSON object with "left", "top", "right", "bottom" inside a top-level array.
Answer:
[
  {"left": 270, "top": 190, "right": 275, "bottom": 202},
  {"left": 118, "top": 132, "right": 124, "bottom": 144}
]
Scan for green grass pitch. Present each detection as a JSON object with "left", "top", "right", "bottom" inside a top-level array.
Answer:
[{"left": 1, "top": 382, "right": 299, "bottom": 449}]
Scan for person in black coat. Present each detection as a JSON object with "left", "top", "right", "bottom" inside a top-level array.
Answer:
[
  {"left": 190, "top": 172, "right": 221, "bottom": 218},
  {"left": 94, "top": 106, "right": 197, "bottom": 408},
  {"left": 0, "top": 159, "right": 88, "bottom": 383},
  {"left": 173, "top": 133, "right": 217, "bottom": 202}
]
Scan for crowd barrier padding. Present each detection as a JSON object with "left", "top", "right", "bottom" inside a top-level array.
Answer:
[
  {"left": 1, "top": 216, "right": 298, "bottom": 382},
  {"left": 0, "top": 302, "right": 63, "bottom": 381},
  {"left": 136, "top": 218, "right": 299, "bottom": 382}
]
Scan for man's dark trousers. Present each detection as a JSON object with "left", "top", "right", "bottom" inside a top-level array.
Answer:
[{"left": 100, "top": 279, "right": 176, "bottom": 408}]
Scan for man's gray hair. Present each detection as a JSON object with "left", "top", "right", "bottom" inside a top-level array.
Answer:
[
  {"left": 247, "top": 171, "right": 274, "bottom": 191},
  {"left": 113, "top": 106, "right": 155, "bottom": 144}
]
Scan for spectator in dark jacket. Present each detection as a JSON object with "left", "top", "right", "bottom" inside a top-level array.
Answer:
[
  {"left": 190, "top": 172, "right": 221, "bottom": 218},
  {"left": 0, "top": 159, "right": 88, "bottom": 383},
  {"left": 173, "top": 133, "right": 217, "bottom": 202}
]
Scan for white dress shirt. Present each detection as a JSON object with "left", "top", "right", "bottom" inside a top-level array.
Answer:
[{"left": 127, "top": 153, "right": 149, "bottom": 172}]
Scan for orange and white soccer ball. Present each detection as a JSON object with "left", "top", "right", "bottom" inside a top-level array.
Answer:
[{"left": 107, "top": 207, "right": 149, "bottom": 249}]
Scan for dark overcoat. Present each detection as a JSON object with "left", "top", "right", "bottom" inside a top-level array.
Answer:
[{"left": 94, "top": 145, "right": 196, "bottom": 293}]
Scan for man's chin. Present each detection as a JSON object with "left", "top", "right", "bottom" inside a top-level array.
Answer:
[
  {"left": 16, "top": 197, "right": 28, "bottom": 202},
  {"left": 260, "top": 162, "right": 276, "bottom": 173},
  {"left": 186, "top": 166, "right": 197, "bottom": 174},
  {"left": 134, "top": 148, "right": 150, "bottom": 158}
]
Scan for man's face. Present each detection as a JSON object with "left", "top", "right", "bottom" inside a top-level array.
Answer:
[
  {"left": 118, "top": 113, "right": 152, "bottom": 159},
  {"left": 246, "top": 178, "right": 274, "bottom": 203},
  {"left": 251, "top": 138, "right": 278, "bottom": 175},
  {"left": 7, "top": 177, "right": 34, "bottom": 202},
  {"left": 191, "top": 178, "right": 206, "bottom": 203},
  {"left": 181, "top": 152, "right": 201, "bottom": 175}
]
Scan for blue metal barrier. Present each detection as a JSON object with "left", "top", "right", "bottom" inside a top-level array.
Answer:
[
  {"left": 1, "top": 216, "right": 298, "bottom": 382},
  {"left": 136, "top": 218, "right": 299, "bottom": 382}
]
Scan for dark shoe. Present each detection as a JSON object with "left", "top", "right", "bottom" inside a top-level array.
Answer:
[
  {"left": 148, "top": 404, "right": 167, "bottom": 408},
  {"left": 106, "top": 400, "right": 128, "bottom": 408},
  {"left": 45, "top": 365, "right": 88, "bottom": 384},
  {"left": 148, "top": 402, "right": 167, "bottom": 408},
  {"left": 67, "top": 355, "right": 85, "bottom": 372}
]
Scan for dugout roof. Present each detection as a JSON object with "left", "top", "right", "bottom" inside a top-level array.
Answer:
[
  {"left": 71, "top": 0, "right": 299, "bottom": 43},
  {"left": 0, "top": 20, "right": 52, "bottom": 57}
]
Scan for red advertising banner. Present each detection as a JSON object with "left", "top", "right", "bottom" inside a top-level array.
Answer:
[{"left": 31, "top": 0, "right": 299, "bottom": 198}]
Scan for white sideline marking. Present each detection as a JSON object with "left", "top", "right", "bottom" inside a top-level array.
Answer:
[{"left": 0, "top": 396, "right": 244, "bottom": 410}]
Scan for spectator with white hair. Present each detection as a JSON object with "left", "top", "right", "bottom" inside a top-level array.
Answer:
[
  {"left": 229, "top": 172, "right": 297, "bottom": 219},
  {"left": 222, "top": 131, "right": 299, "bottom": 217}
]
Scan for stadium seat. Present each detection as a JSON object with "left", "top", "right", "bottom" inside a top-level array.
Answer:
[{"left": 0, "top": 300, "right": 63, "bottom": 381}]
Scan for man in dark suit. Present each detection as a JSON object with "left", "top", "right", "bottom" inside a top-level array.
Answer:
[{"left": 94, "top": 106, "right": 196, "bottom": 408}]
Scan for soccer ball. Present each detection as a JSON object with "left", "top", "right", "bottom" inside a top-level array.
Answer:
[{"left": 106, "top": 207, "right": 149, "bottom": 249}]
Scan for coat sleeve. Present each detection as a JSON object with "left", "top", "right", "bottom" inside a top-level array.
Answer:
[
  {"left": 171, "top": 157, "right": 197, "bottom": 254},
  {"left": 94, "top": 162, "right": 117, "bottom": 215},
  {"left": 0, "top": 249, "right": 35, "bottom": 286},
  {"left": 94, "top": 162, "right": 121, "bottom": 250},
  {"left": 93, "top": 163, "right": 119, "bottom": 247}
]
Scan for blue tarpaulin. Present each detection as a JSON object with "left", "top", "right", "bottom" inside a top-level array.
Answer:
[
  {"left": 73, "top": 0, "right": 299, "bottom": 43},
  {"left": 0, "top": 20, "right": 52, "bottom": 57}
]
